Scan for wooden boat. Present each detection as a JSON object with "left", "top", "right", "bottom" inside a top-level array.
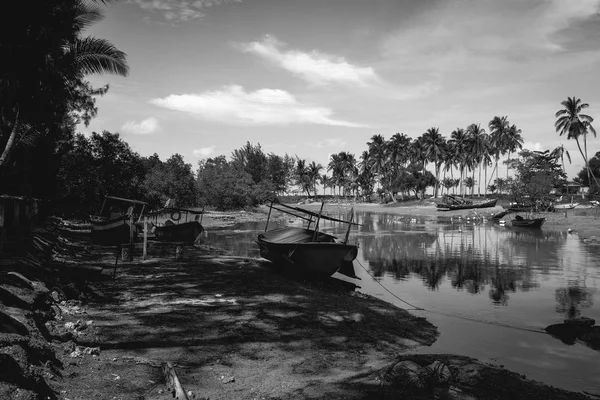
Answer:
[
  {"left": 553, "top": 203, "right": 578, "bottom": 210},
  {"left": 511, "top": 215, "right": 545, "bottom": 228},
  {"left": 257, "top": 201, "right": 359, "bottom": 278},
  {"left": 488, "top": 210, "right": 509, "bottom": 222},
  {"left": 89, "top": 196, "right": 147, "bottom": 245},
  {"left": 437, "top": 198, "right": 498, "bottom": 211},
  {"left": 150, "top": 207, "right": 205, "bottom": 244}
]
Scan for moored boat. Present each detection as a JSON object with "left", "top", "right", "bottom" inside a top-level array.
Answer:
[
  {"left": 257, "top": 201, "right": 359, "bottom": 278},
  {"left": 437, "top": 198, "right": 498, "bottom": 211},
  {"left": 151, "top": 207, "right": 205, "bottom": 244},
  {"left": 511, "top": 215, "right": 545, "bottom": 228},
  {"left": 89, "top": 196, "right": 147, "bottom": 245},
  {"left": 553, "top": 203, "right": 579, "bottom": 210}
]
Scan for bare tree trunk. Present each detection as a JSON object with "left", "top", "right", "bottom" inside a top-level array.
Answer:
[{"left": 0, "top": 110, "right": 20, "bottom": 168}]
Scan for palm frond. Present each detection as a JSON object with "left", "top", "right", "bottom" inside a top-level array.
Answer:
[
  {"left": 69, "top": 37, "right": 129, "bottom": 76},
  {"left": 74, "top": 2, "right": 105, "bottom": 31}
]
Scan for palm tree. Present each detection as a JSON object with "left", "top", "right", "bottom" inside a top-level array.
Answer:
[
  {"left": 307, "top": 161, "right": 323, "bottom": 196},
  {"left": 421, "top": 127, "right": 447, "bottom": 198},
  {"left": 488, "top": 116, "right": 509, "bottom": 185},
  {"left": 448, "top": 128, "right": 468, "bottom": 196},
  {"left": 367, "top": 134, "right": 388, "bottom": 192},
  {"left": 465, "top": 123, "right": 489, "bottom": 197},
  {"left": 327, "top": 153, "right": 344, "bottom": 195},
  {"left": 555, "top": 97, "right": 599, "bottom": 188},
  {"left": 550, "top": 144, "right": 571, "bottom": 174},
  {"left": 504, "top": 124, "right": 523, "bottom": 179},
  {"left": 1, "top": 0, "right": 129, "bottom": 168}
]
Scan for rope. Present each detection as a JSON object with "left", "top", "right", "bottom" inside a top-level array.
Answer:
[
  {"left": 354, "top": 258, "right": 548, "bottom": 335},
  {"left": 355, "top": 258, "right": 424, "bottom": 310}
]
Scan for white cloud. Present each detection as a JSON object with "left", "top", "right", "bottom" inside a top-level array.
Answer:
[
  {"left": 522, "top": 141, "right": 545, "bottom": 152},
  {"left": 129, "top": 0, "right": 241, "bottom": 23},
  {"left": 150, "top": 85, "right": 366, "bottom": 127},
  {"left": 382, "top": 0, "right": 600, "bottom": 65},
  {"left": 312, "top": 138, "right": 347, "bottom": 148},
  {"left": 193, "top": 146, "right": 216, "bottom": 158},
  {"left": 121, "top": 117, "right": 159, "bottom": 135},
  {"left": 239, "top": 35, "right": 380, "bottom": 86}
]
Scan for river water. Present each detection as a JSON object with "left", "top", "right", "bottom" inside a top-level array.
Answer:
[{"left": 201, "top": 211, "right": 600, "bottom": 394}]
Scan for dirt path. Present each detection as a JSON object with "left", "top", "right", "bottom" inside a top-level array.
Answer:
[{"left": 52, "top": 247, "right": 437, "bottom": 400}]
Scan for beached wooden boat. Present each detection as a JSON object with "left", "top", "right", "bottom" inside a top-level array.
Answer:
[
  {"left": 488, "top": 210, "right": 509, "bottom": 222},
  {"left": 89, "top": 196, "right": 147, "bottom": 245},
  {"left": 152, "top": 207, "right": 205, "bottom": 244},
  {"left": 511, "top": 216, "right": 545, "bottom": 228},
  {"left": 553, "top": 203, "right": 578, "bottom": 210},
  {"left": 257, "top": 201, "right": 359, "bottom": 277},
  {"left": 437, "top": 198, "right": 498, "bottom": 211}
]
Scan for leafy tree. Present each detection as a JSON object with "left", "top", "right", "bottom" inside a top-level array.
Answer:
[
  {"left": 55, "top": 131, "right": 144, "bottom": 217},
  {"left": 509, "top": 149, "right": 567, "bottom": 210},
  {"left": 231, "top": 141, "right": 268, "bottom": 184},
  {"left": 143, "top": 153, "right": 197, "bottom": 209},
  {"left": 197, "top": 156, "right": 272, "bottom": 210},
  {"left": 575, "top": 151, "right": 600, "bottom": 194},
  {"left": 1, "top": 0, "right": 128, "bottom": 174}
]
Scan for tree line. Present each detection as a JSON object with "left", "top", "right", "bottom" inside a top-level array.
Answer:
[{"left": 1, "top": 1, "right": 598, "bottom": 217}]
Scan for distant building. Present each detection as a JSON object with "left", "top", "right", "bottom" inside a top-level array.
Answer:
[{"left": 561, "top": 181, "right": 587, "bottom": 197}]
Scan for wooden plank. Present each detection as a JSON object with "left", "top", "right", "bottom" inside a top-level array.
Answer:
[{"left": 163, "top": 362, "right": 189, "bottom": 400}]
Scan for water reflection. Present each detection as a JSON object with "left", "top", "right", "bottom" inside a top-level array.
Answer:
[{"left": 201, "top": 210, "right": 600, "bottom": 393}]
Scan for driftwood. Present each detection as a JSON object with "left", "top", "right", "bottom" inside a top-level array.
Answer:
[{"left": 163, "top": 362, "right": 189, "bottom": 399}]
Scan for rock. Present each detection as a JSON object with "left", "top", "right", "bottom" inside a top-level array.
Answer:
[{"left": 455, "top": 365, "right": 483, "bottom": 386}]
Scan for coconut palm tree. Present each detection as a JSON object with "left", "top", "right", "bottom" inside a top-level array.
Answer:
[
  {"left": 1, "top": 0, "right": 129, "bottom": 168},
  {"left": 465, "top": 123, "right": 489, "bottom": 197},
  {"left": 307, "top": 161, "right": 323, "bottom": 196},
  {"left": 550, "top": 144, "right": 571, "bottom": 174},
  {"left": 448, "top": 128, "right": 468, "bottom": 196},
  {"left": 488, "top": 116, "right": 509, "bottom": 185},
  {"left": 421, "top": 127, "right": 447, "bottom": 198},
  {"left": 367, "top": 134, "right": 388, "bottom": 192},
  {"left": 555, "top": 97, "right": 599, "bottom": 188},
  {"left": 504, "top": 124, "right": 524, "bottom": 179},
  {"left": 327, "top": 153, "right": 344, "bottom": 196}
]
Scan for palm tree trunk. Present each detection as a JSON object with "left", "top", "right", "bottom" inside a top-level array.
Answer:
[
  {"left": 478, "top": 163, "right": 482, "bottom": 197},
  {"left": 0, "top": 110, "right": 20, "bottom": 168},
  {"left": 484, "top": 163, "right": 488, "bottom": 198}
]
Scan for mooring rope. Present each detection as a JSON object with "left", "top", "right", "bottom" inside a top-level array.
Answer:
[{"left": 354, "top": 258, "right": 548, "bottom": 335}]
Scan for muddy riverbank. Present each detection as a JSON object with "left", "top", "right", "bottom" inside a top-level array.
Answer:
[{"left": 1, "top": 214, "right": 598, "bottom": 399}]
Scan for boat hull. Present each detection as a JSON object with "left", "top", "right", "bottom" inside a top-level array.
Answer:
[
  {"left": 257, "top": 227, "right": 358, "bottom": 277},
  {"left": 154, "top": 221, "right": 204, "bottom": 244},
  {"left": 437, "top": 198, "right": 498, "bottom": 211},
  {"left": 90, "top": 215, "right": 137, "bottom": 245},
  {"left": 511, "top": 218, "right": 545, "bottom": 228}
]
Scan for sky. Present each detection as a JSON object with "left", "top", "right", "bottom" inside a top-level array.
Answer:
[{"left": 81, "top": 0, "right": 600, "bottom": 183}]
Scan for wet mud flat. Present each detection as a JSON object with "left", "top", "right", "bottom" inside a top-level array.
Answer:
[{"left": 1, "top": 216, "right": 597, "bottom": 399}]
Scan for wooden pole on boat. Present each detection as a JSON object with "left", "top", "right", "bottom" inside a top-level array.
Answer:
[
  {"left": 265, "top": 200, "right": 273, "bottom": 232},
  {"left": 312, "top": 202, "right": 325, "bottom": 241},
  {"left": 142, "top": 215, "right": 148, "bottom": 260},
  {"left": 129, "top": 213, "right": 134, "bottom": 262},
  {"left": 200, "top": 206, "right": 205, "bottom": 224},
  {"left": 343, "top": 207, "right": 354, "bottom": 245}
]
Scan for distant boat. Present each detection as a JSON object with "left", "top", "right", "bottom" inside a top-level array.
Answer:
[
  {"left": 437, "top": 198, "right": 498, "bottom": 211},
  {"left": 511, "top": 215, "right": 545, "bottom": 228},
  {"left": 257, "top": 201, "right": 359, "bottom": 278},
  {"left": 89, "top": 195, "right": 147, "bottom": 245},
  {"left": 151, "top": 207, "right": 205, "bottom": 244},
  {"left": 554, "top": 203, "right": 578, "bottom": 210}
]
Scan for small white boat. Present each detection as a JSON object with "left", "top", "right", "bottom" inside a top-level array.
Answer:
[{"left": 554, "top": 203, "right": 578, "bottom": 210}]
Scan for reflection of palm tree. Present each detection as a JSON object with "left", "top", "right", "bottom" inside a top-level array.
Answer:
[{"left": 555, "top": 285, "right": 594, "bottom": 319}]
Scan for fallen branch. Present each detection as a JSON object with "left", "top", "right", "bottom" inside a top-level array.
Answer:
[{"left": 163, "top": 362, "right": 189, "bottom": 400}]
